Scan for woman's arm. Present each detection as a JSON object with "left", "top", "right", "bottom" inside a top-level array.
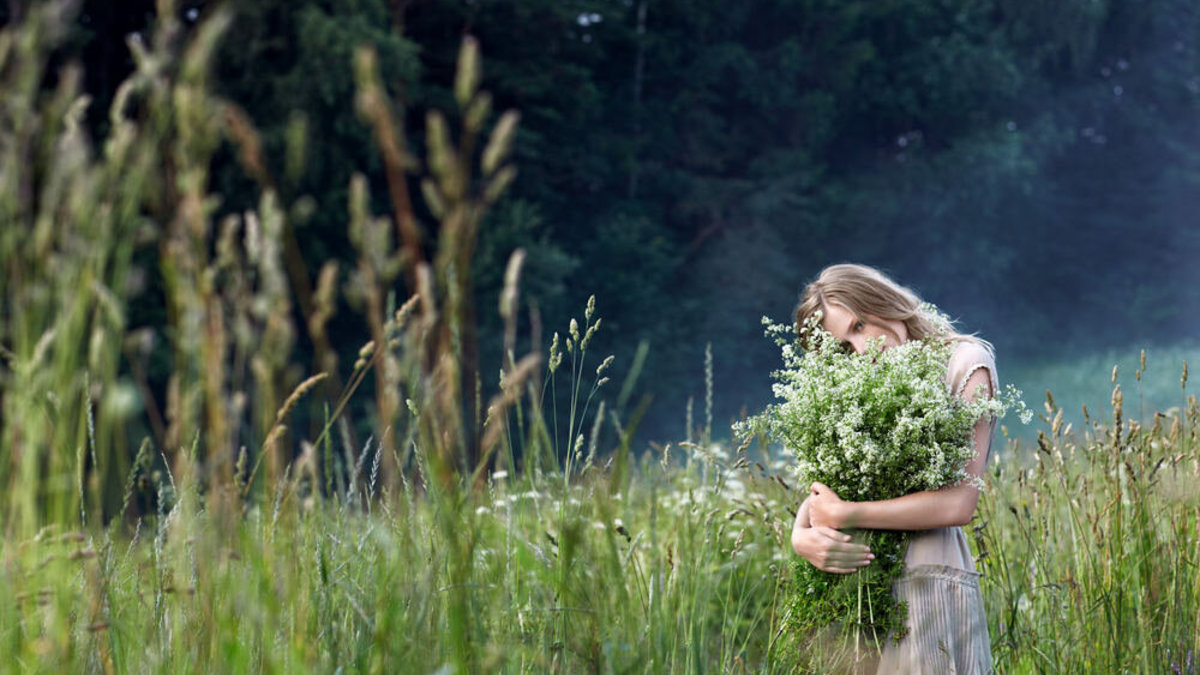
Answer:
[
  {"left": 791, "top": 495, "right": 875, "bottom": 573},
  {"left": 807, "top": 367, "right": 994, "bottom": 531}
]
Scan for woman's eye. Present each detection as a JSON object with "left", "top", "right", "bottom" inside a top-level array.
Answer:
[{"left": 853, "top": 321, "right": 864, "bottom": 331}]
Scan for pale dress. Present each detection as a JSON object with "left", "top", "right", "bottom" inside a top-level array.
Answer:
[{"left": 876, "top": 340, "right": 998, "bottom": 674}]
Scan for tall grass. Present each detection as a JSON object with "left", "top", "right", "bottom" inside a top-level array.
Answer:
[
  {"left": 1, "top": 4, "right": 1197, "bottom": 673},
  {"left": 980, "top": 370, "right": 1200, "bottom": 673}
]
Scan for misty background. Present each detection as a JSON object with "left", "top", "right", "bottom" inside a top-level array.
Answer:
[{"left": 28, "top": 0, "right": 1200, "bottom": 450}]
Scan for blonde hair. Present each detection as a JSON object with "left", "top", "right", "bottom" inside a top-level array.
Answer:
[{"left": 794, "top": 263, "right": 991, "bottom": 353}]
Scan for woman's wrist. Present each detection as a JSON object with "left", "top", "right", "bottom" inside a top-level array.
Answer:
[{"left": 836, "top": 501, "right": 861, "bottom": 529}]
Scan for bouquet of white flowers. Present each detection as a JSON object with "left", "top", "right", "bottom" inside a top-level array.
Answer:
[{"left": 740, "top": 311, "right": 1024, "bottom": 648}]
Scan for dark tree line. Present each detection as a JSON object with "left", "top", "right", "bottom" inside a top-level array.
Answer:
[{"left": 20, "top": 0, "right": 1200, "bottom": 442}]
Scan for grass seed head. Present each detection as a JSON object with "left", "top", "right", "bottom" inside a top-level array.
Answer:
[
  {"left": 482, "top": 110, "right": 520, "bottom": 176},
  {"left": 274, "top": 373, "right": 328, "bottom": 426},
  {"left": 454, "top": 36, "right": 480, "bottom": 107},
  {"left": 499, "top": 249, "right": 526, "bottom": 319},
  {"left": 581, "top": 318, "right": 600, "bottom": 350},
  {"left": 69, "top": 548, "right": 97, "bottom": 560},
  {"left": 549, "top": 332, "right": 562, "bottom": 373}
]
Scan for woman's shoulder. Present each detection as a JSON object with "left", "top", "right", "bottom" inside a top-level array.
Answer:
[
  {"left": 946, "top": 337, "right": 998, "bottom": 398},
  {"left": 949, "top": 337, "right": 994, "bottom": 365}
]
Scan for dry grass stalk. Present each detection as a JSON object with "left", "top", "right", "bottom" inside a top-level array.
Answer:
[
  {"left": 273, "top": 373, "right": 329, "bottom": 427},
  {"left": 243, "top": 373, "right": 328, "bottom": 496},
  {"left": 479, "top": 353, "right": 542, "bottom": 459}
]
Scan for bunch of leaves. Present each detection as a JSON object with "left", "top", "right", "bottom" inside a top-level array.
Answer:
[{"left": 739, "top": 311, "right": 1017, "bottom": 651}]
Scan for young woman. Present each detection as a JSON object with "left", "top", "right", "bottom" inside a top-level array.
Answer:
[{"left": 789, "top": 263, "right": 997, "bottom": 673}]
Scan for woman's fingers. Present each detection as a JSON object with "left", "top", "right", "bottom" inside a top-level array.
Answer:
[
  {"left": 824, "top": 552, "right": 873, "bottom": 566},
  {"left": 817, "top": 554, "right": 872, "bottom": 573},
  {"left": 808, "top": 526, "right": 874, "bottom": 573},
  {"left": 811, "top": 481, "right": 841, "bottom": 499},
  {"left": 814, "top": 526, "right": 850, "bottom": 543},
  {"left": 814, "top": 527, "right": 873, "bottom": 554},
  {"left": 793, "top": 520, "right": 874, "bottom": 574}
]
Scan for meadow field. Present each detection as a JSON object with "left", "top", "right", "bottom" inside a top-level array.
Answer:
[
  {"left": 3, "top": 347, "right": 1198, "bottom": 673},
  {"left": 2, "top": 5, "right": 1198, "bottom": 673}
]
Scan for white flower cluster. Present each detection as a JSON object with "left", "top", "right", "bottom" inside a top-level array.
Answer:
[{"left": 740, "top": 314, "right": 1009, "bottom": 502}]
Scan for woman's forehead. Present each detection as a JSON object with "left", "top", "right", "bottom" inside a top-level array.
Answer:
[
  {"left": 820, "top": 302, "right": 858, "bottom": 331},
  {"left": 822, "top": 302, "right": 857, "bottom": 319}
]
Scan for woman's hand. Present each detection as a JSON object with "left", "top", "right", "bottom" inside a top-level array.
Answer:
[
  {"left": 808, "top": 481, "right": 854, "bottom": 530},
  {"left": 791, "top": 496, "right": 873, "bottom": 574}
]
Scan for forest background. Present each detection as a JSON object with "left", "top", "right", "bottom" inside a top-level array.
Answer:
[{"left": 13, "top": 0, "right": 1200, "bottom": 445}]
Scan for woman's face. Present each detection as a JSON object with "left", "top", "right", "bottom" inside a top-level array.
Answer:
[{"left": 821, "top": 302, "right": 909, "bottom": 354}]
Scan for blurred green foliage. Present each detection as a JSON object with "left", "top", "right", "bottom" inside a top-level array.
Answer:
[{"left": 17, "top": 0, "right": 1200, "bottom": 440}]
